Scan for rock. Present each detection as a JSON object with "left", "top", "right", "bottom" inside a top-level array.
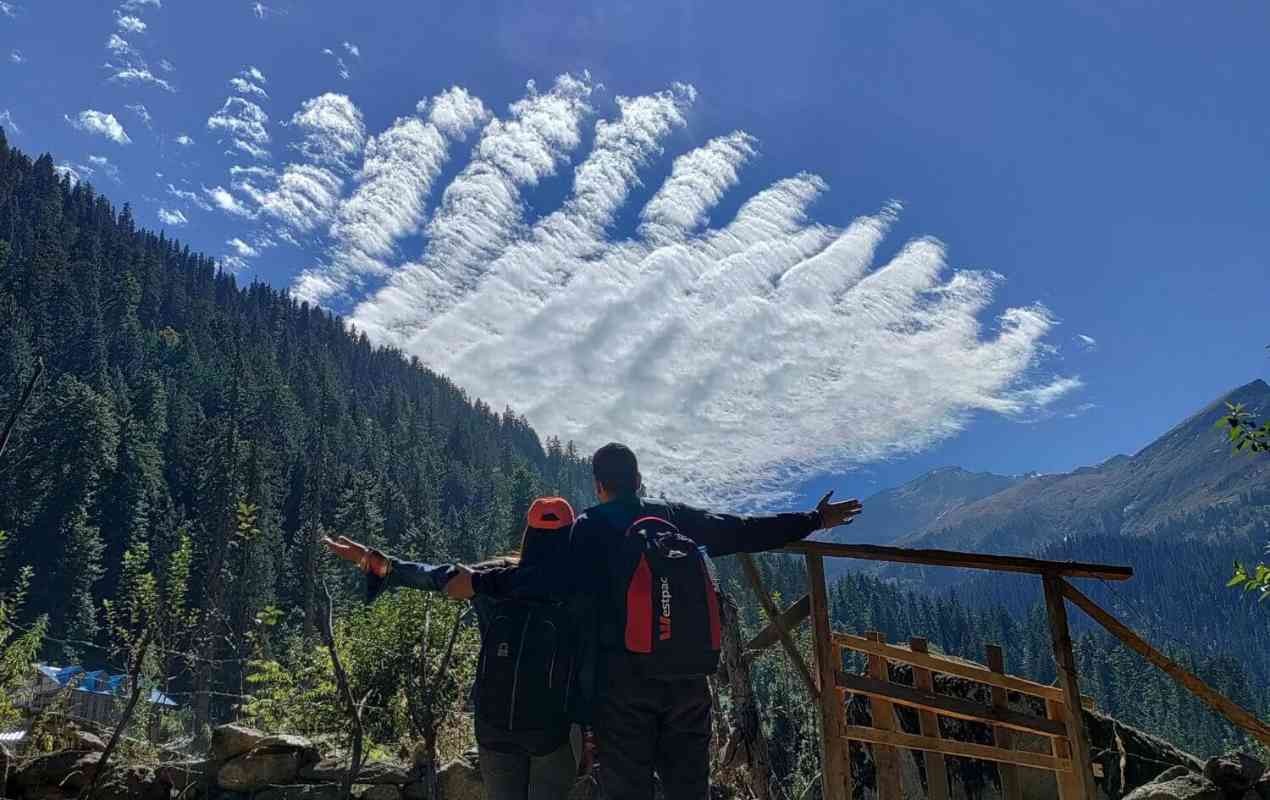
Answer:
[
  {"left": 72, "top": 730, "right": 107, "bottom": 752},
  {"left": 1205, "top": 754, "right": 1266, "bottom": 796},
  {"left": 1124, "top": 771, "right": 1223, "bottom": 800},
  {"left": 1157, "top": 767, "right": 1198, "bottom": 784},
  {"left": 299, "top": 758, "right": 411, "bottom": 784},
  {"left": 257, "top": 784, "right": 344, "bottom": 800},
  {"left": 437, "top": 758, "right": 483, "bottom": 800},
  {"left": 359, "top": 785, "right": 402, "bottom": 800},
  {"left": 254, "top": 733, "right": 321, "bottom": 767},
  {"left": 211, "top": 723, "right": 268, "bottom": 761},
  {"left": 92, "top": 765, "right": 170, "bottom": 800},
  {"left": 157, "top": 758, "right": 217, "bottom": 791},
  {"left": 402, "top": 781, "right": 429, "bottom": 800},
  {"left": 217, "top": 750, "right": 302, "bottom": 792},
  {"left": 17, "top": 750, "right": 102, "bottom": 793}
]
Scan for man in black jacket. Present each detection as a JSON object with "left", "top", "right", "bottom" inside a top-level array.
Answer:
[{"left": 445, "top": 442, "right": 862, "bottom": 800}]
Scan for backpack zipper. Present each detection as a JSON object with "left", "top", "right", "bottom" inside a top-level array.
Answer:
[{"left": 507, "top": 611, "right": 532, "bottom": 730}]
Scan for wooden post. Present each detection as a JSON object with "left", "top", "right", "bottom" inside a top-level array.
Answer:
[
  {"left": 1061, "top": 578, "right": 1270, "bottom": 748},
  {"left": 1042, "top": 574, "right": 1097, "bottom": 800},
  {"left": 986, "top": 645, "right": 1022, "bottom": 800},
  {"left": 910, "top": 637, "right": 949, "bottom": 800},
  {"left": 807, "top": 554, "right": 850, "bottom": 800},
  {"left": 739, "top": 553, "right": 820, "bottom": 700},
  {"left": 865, "top": 631, "right": 904, "bottom": 800},
  {"left": 1047, "top": 699, "right": 1084, "bottom": 800}
]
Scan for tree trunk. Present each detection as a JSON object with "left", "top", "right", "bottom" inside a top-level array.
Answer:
[{"left": 719, "top": 592, "right": 774, "bottom": 800}]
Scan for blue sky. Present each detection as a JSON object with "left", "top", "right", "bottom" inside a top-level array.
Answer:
[{"left": 3, "top": 0, "right": 1267, "bottom": 508}]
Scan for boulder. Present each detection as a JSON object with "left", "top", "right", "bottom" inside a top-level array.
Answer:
[
  {"left": 254, "top": 733, "right": 321, "bottom": 767},
  {"left": 437, "top": 758, "right": 483, "bottom": 800},
  {"left": 1205, "top": 754, "right": 1266, "bottom": 797},
  {"left": 17, "top": 750, "right": 102, "bottom": 793},
  {"left": 1123, "top": 771, "right": 1222, "bottom": 800},
  {"left": 211, "top": 723, "right": 269, "bottom": 761},
  {"left": 299, "top": 758, "right": 411, "bottom": 784},
  {"left": 91, "top": 765, "right": 170, "bottom": 800},
  {"left": 217, "top": 750, "right": 303, "bottom": 792},
  {"left": 359, "top": 785, "right": 402, "bottom": 800},
  {"left": 402, "top": 781, "right": 429, "bottom": 800},
  {"left": 157, "top": 758, "right": 218, "bottom": 791},
  {"left": 72, "top": 730, "right": 107, "bottom": 752},
  {"left": 257, "top": 784, "right": 344, "bottom": 800}
]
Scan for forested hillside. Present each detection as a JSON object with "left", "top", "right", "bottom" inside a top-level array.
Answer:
[{"left": 0, "top": 132, "right": 594, "bottom": 731}]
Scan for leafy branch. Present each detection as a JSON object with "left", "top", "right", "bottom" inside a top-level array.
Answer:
[{"left": 1220, "top": 402, "right": 1270, "bottom": 453}]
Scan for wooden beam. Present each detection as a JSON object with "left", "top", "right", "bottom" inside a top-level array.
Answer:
[
  {"left": 1042, "top": 574, "right": 1099, "bottom": 800},
  {"left": 987, "top": 645, "right": 1023, "bottom": 800},
  {"left": 841, "top": 726, "right": 1073, "bottom": 773},
  {"left": 782, "top": 541, "right": 1133, "bottom": 581},
  {"left": 865, "top": 631, "right": 904, "bottom": 800},
  {"left": 1047, "top": 699, "right": 1085, "bottom": 800},
  {"left": 738, "top": 553, "right": 819, "bottom": 700},
  {"left": 807, "top": 554, "right": 851, "bottom": 800},
  {"left": 1060, "top": 579, "right": 1270, "bottom": 748},
  {"left": 834, "top": 672, "right": 1067, "bottom": 738},
  {"left": 835, "top": 633, "right": 1094, "bottom": 708},
  {"left": 746, "top": 594, "right": 811, "bottom": 652},
  {"left": 910, "top": 638, "right": 949, "bottom": 800}
]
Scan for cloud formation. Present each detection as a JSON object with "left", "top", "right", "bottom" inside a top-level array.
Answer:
[
  {"left": 157, "top": 207, "right": 188, "bottom": 226},
  {"left": 116, "top": 14, "right": 146, "bottom": 33},
  {"left": 66, "top": 110, "right": 132, "bottom": 144},
  {"left": 204, "top": 75, "right": 1074, "bottom": 506},
  {"left": 0, "top": 109, "right": 19, "bottom": 135},
  {"left": 126, "top": 103, "right": 152, "bottom": 127},
  {"left": 9, "top": 49, "right": 22, "bottom": 64},
  {"left": 207, "top": 96, "right": 270, "bottom": 159}
]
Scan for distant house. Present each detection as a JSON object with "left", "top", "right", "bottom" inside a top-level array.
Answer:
[{"left": 3, "top": 663, "right": 178, "bottom": 745}]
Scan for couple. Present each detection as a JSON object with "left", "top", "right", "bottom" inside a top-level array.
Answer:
[{"left": 327, "top": 443, "right": 862, "bottom": 800}]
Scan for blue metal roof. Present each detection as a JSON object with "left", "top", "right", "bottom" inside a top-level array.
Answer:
[{"left": 35, "top": 664, "right": 178, "bottom": 707}]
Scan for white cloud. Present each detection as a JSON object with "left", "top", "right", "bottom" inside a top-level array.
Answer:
[
  {"left": 0, "top": 2, "right": 17, "bottom": 18},
  {"left": 157, "top": 207, "right": 188, "bottom": 226},
  {"left": 323, "top": 48, "right": 351, "bottom": 80},
  {"left": 107, "top": 34, "right": 134, "bottom": 55},
  {"left": 126, "top": 103, "right": 152, "bottom": 128},
  {"left": 230, "top": 77, "right": 268, "bottom": 99},
  {"left": 9, "top": 49, "right": 22, "bottom": 64},
  {"left": 159, "top": 58, "right": 174, "bottom": 72},
  {"left": 207, "top": 96, "right": 270, "bottom": 159},
  {"left": 227, "top": 237, "right": 259, "bottom": 258},
  {"left": 330, "top": 76, "right": 1076, "bottom": 508},
  {"left": 54, "top": 162, "right": 82, "bottom": 185},
  {"left": 87, "top": 154, "right": 120, "bottom": 182},
  {"left": 66, "top": 110, "right": 132, "bottom": 144},
  {"left": 290, "top": 93, "right": 365, "bottom": 168},
  {"left": 0, "top": 109, "right": 19, "bottom": 135},
  {"left": 1074, "top": 333, "right": 1097, "bottom": 351},
  {"left": 230, "top": 164, "right": 276, "bottom": 178},
  {"left": 203, "top": 185, "right": 255, "bottom": 217},
  {"left": 174, "top": 133, "right": 194, "bottom": 146},
  {"left": 243, "top": 65, "right": 266, "bottom": 83},
  {"left": 292, "top": 86, "right": 490, "bottom": 305},
  {"left": 167, "top": 182, "right": 211, "bottom": 210},
  {"left": 120, "top": 0, "right": 160, "bottom": 9},
  {"left": 252, "top": 2, "right": 274, "bottom": 19},
  {"left": 116, "top": 14, "right": 146, "bottom": 33},
  {"left": 109, "top": 65, "right": 175, "bottom": 92},
  {"left": 343, "top": 41, "right": 360, "bottom": 58},
  {"left": 220, "top": 255, "right": 249, "bottom": 272}
]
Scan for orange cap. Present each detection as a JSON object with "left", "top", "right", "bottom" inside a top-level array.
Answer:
[{"left": 527, "top": 496, "right": 575, "bottom": 530}]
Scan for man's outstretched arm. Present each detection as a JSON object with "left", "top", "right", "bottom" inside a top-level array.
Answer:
[{"left": 677, "top": 491, "right": 863, "bottom": 558}]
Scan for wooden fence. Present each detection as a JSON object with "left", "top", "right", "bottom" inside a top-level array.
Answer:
[{"left": 739, "top": 540, "right": 1270, "bottom": 800}]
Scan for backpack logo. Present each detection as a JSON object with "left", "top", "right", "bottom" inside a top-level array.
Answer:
[
  {"left": 659, "top": 577, "right": 672, "bottom": 640},
  {"left": 665, "top": 548, "right": 688, "bottom": 559}
]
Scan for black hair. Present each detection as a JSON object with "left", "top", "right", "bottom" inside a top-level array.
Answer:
[{"left": 592, "top": 442, "right": 640, "bottom": 495}]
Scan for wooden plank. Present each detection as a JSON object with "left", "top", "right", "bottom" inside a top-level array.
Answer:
[
  {"left": 1060, "top": 579, "right": 1270, "bottom": 748},
  {"left": 910, "top": 638, "right": 949, "bottom": 800},
  {"left": 834, "top": 672, "right": 1067, "bottom": 738},
  {"left": 746, "top": 594, "right": 811, "bottom": 652},
  {"left": 782, "top": 541, "right": 1133, "bottom": 581},
  {"left": 1042, "top": 574, "right": 1098, "bottom": 800},
  {"left": 841, "top": 726, "right": 1073, "bottom": 773},
  {"left": 865, "top": 631, "right": 904, "bottom": 800},
  {"left": 835, "top": 633, "right": 1094, "bottom": 708},
  {"left": 807, "top": 554, "right": 851, "bottom": 800},
  {"left": 1047, "top": 699, "right": 1085, "bottom": 800},
  {"left": 738, "top": 553, "right": 819, "bottom": 700},
  {"left": 987, "top": 645, "right": 1023, "bottom": 800}
]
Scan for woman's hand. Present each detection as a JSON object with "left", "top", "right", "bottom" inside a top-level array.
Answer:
[{"left": 322, "top": 535, "right": 391, "bottom": 578}]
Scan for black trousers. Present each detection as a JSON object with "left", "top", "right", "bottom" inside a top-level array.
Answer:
[{"left": 595, "top": 659, "right": 712, "bottom": 800}]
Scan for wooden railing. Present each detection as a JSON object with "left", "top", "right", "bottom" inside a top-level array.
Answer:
[{"left": 739, "top": 540, "right": 1270, "bottom": 800}]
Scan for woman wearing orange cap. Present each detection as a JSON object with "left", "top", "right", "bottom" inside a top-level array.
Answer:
[{"left": 325, "top": 497, "right": 586, "bottom": 800}]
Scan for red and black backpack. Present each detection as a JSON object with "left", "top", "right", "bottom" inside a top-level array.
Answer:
[{"left": 611, "top": 513, "right": 722, "bottom": 677}]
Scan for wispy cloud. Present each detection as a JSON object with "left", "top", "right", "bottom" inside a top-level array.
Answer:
[
  {"left": 203, "top": 184, "right": 255, "bottom": 217},
  {"left": 207, "top": 96, "right": 270, "bottom": 159},
  {"left": 268, "top": 74, "right": 1075, "bottom": 507},
  {"left": 0, "top": 109, "right": 19, "bottom": 135},
  {"left": 1074, "top": 333, "right": 1097, "bottom": 351},
  {"left": 322, "top": 47, "right": 352, "bottom": 80},
  {"left": 108, "top": 65, "right": 175, "bottom": 91},
  {"left": 167, "top": 182, "right": 211, "bottom": 210},
  {"left": 251, "top": 2, "right": 278, "bottom": 19},
  {"left": 116, "top": 14, "right": 147, "bottom": 33},
  {"left": 87, "top": 154, "right": 121, "bottom": 182},
  {"left": 343, "top": 41, "right": 360, "bottom": 58},
  {"left": 66, "top": 110, "right": 132, "bottom": 144},
  {"left": 230, "top": 67, "right": 268, "bottom": 99},
  {"left": 0, "top": 2, "right": 17, "bottom": 18},
  {"left": 126, "top": 103, "right": 152, "bottom": 128},
  {"left": 157, "top": 207, "right": 188, "bottom": 226},
  {"left": 9, "top": 49, "right": 22, "bottom": 64},
  {"left": 54, "top": 162, "right": 83, "bottom": 185},
  {"left": 107, "top": 34, "right": 135, "bottom": 56},
  {"left": 174, "top": 133, "right": 194, "bottom": 146},
  {"left": 227, "top": 237, "right": 259, "bottom": 258},
  {"left": 120, "top": 0, "right": 160, "bottom": 9}
]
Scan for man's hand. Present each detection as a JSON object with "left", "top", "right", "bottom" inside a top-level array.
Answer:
[
  {"left": 815, "top": 491, "right": 863, "bottom": 530},
  {"left": 321, "top": 535, "right": 390, "bottom": 578},
  {"left": 444, "top": 565, "right": 475, "bottom": 600}
]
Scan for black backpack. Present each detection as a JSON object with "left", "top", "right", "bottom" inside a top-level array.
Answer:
[
  {"left": 612, "top": 514, "right": 722, "bottom": 677},
  {"left": 473, "top": 598, "right": 577, "bottom": 756}
]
